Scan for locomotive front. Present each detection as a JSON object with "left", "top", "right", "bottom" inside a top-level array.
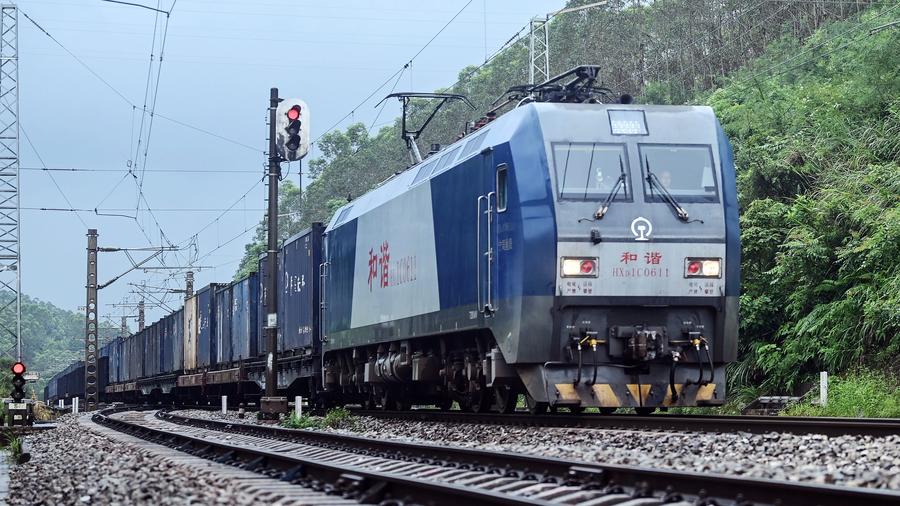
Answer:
[{"left": 509, "top": 103, "right": 740, "bottom": 413}]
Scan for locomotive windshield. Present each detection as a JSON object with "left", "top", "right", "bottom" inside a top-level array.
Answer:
[
  {"left": 639, "top": 144, "right": 718, "bottom": 202},
  {"left": 552, "top": 143, "right": 629, "bottom": 200}
]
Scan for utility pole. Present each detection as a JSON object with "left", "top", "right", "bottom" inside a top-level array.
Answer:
[
  {"left": 185, "top": 270, "right": 194, "bottom": 298},
  {"left": 261, "top": 87, "right": 287, "bottom": 418},
  {"left": 84, "top": 233, "right": 184, "bottom": 410},
  {"left": 85, "top": 229, "right": 99, "bottom": 411},
  {"left": 137, "top": 299, "right": 145, "bottom": 331}
]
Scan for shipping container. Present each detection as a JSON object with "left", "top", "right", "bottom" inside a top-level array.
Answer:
[
  {"left": 183, "top": 294, "right": 199, "bottom": 370},
  {"left": 257, "top": 255, "right": 271, "bottom": 355},
  {"left": 173, "top": 307, "right": 184, "bottom": 372},
  {"left": 230, "top": 274, "right": 258, "bottom": 361},
  {"left": 215, "top": 284, "right": 233, "bottom": 364},
  {"left": 197, "top": 285, "right": 214, "bottom": 368},
  {"left": 280, "top": 224, "right": 323, "bottom": 352},
  {"left": 159, "top": 316, "right": 170, "bottom": 374}
]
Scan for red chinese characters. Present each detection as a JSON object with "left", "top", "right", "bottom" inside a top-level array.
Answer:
[
  {"left": 367, "top": 248, "right": 378, "bottom": 291},
  {"left": 379, "top": 241, "right": 390, "bottom": 288},
  {"left": 613, "top": 250, "right": 668, "bottom": 278}
]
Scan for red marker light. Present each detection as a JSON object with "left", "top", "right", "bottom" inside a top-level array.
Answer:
[
  {"left": 687, "top": 261, "right": 702, "bottom": 275},
  {"left": 580, "top": 260, "right": 596, "bottom": 274},
  {"left": 287, "top": 106, "right": 301, "bottom": 121},
  {"left": 11, "top": 362, "right": 25, "bottom": 375}
]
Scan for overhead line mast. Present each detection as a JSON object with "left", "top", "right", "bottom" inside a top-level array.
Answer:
[{"left": 0, "top": 4, "right": 21, "bottom": 363}]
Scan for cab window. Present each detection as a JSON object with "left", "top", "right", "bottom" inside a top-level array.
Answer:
[
  {"left": 639, "top": 144, "right": 718, "bottom": 202},
  {"left": 551, "top": 143, "right": 629, "bottom": 200}
]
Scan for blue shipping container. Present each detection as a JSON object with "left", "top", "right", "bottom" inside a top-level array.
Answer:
[
  {"left": 197, "top": 285, "right": 214, "bottom": 368},
  {"left": 230, "top": 274, "right": 257, "bottom": 361},
  {"left": 280, "top": 225, "right": 323, "bottom": 352},
  {"left": 173, "top": 308, "right": 184, "bottom": 371},
  {"left": 215, "top": 284, "right": 233, "bottom": 364}
]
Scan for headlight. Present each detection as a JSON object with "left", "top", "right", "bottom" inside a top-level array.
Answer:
[
  {"left": 561, "top": 257, "right": 598, "bottom": 277},
  {"left": 684, "top": 258, "right": 721, "bottom": 278}
]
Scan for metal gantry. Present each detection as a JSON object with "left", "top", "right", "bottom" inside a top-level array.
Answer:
[
  {"left": 528, "top": 16, "right": 550, "bottom": 86},
  {"left": 0, "top": 4, "right": 19, "bottom": 363}
]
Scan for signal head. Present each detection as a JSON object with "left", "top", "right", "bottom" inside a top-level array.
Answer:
[
  {"left": 286, "top": 105, "right": 301, "bottom": 121},
  {"left": 11, "top": 361, "right": 25, "bottom": 375}
]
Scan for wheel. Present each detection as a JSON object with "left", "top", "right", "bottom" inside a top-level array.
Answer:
[
  {"left": 634, "top": 407, "right": 656, "bottom": 416},
  {"left": 362, "top": 393, "right": 377, "bottom": 411},
  {"left": 380, "top": 389, "right": 396, "bottom": 411},
  {"left": 524, "top": 392, "right": 548, "bottom": 415},
  {"left": 493, "top": 385, "right": 518, "bottom": 414},
  {"left": 436, "top": 397, "right": 453, "bottom": 411},
  {"left": 468, "top": 382, "right": 491, "bottom": 413}
]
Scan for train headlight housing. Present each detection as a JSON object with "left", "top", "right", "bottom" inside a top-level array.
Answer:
[
  {"left": 561, "top": 257, "right": 598, "bottom": 277},
  {"left": 684, "top": 258, "right": 721, "bottom": 278}
]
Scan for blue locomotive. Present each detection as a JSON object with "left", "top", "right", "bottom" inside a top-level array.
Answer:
[{"left": 47, "top": 67, "right": 739, "bottom": 415}]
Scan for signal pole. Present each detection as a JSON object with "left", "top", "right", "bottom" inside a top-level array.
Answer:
[
  {"left": 85, "top": 230, "right": 99, "bottom": 411},
  {"left": 261, "top": 87, "right": 286, "bottom": 418}
]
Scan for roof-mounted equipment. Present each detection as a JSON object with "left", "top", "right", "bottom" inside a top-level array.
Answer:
[{"left": 377, "top": 92, "right": 475, "bottom": 164}]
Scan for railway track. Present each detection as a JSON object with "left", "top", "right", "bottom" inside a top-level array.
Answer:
[
  {"left": 92, "top": 407, "right": 900, "bottom": 506},
  {"left": 347, "top": 408, "right": 900, "bottom": 437}
]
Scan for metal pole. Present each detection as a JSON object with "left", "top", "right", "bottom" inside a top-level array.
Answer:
[
  {"left": 185, "top": 270, "right": 194, "bottom": 299},
  {"left": 84, "top": 229, "right": 99, "bottom": 411},
  {"left": 261, "top": 87, "right": 286, "bottom": 417},
  {"left": 138, "top": 299, "right": 145, "bottom": 331}
]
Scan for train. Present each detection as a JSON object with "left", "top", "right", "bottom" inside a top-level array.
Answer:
[{"left": 46, "top": 67, "right": 740, "bottom": 415}]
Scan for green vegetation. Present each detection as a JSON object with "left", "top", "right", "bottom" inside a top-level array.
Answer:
[
  {"left": 713, "top": 5, "right": 900, "bottom": 393},
  {"left": 282, "top": 407, "right": 357, "bottom": 430},
  {"left": 784, "top": 371, "right": 900, "bottom": 418},
  {"left": 234, "top": 1, "right": 899, "bottom": 407}
]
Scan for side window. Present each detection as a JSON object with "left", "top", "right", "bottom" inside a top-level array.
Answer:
[{"left": 496, "top": 164, "right": 508, "bottom": 212}]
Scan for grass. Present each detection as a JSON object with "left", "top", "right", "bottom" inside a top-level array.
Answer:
[
  {"left": 782, "top": 370, "right": 900, "bottom": 418},
  {"left": 282, "top": 407, "right": 357, "bottom": 430}
]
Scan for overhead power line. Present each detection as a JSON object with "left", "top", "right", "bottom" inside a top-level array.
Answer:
[
  {"left": 19, "top": 8, "right": 259, "bottom": 153},
  {"left": 19, "top": 166, "right": 259, "bottom": 173},
  {"left": 310, "top": 0, "right": 477, "bottom": 151}
]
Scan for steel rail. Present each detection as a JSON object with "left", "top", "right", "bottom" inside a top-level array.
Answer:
[
  {"left": 156, "top": 409, "right": 900, "bottom": 506},
  {"left": 348, "top": 408, "right": 900, "bottom": 437},
  {"left": 93, "top": 407, "right": 548, "bottom": 506}
]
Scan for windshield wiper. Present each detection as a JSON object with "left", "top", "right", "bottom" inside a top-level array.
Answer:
[
  {"left": 645, "top": 159, "right": 689, "bottom": 221},
  {"left": 594, "top": 156, "right": 627, "bottom": 220}
]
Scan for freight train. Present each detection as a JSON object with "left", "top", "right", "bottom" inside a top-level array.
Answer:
[{"left": 46, "top": 67, "right": 740, "bottom": 414}]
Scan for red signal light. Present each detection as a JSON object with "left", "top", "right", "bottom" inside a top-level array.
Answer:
[
  {"left": 687, "top": 261, "right": 702, "bottom": 275},
  {"left": 580, "top": 260, "right": 596, "bottom": 274},
  {"left": 286, "top": 106, "right": 301, "bottom": 121},
  {"left": 11, "top": 361, "right": 25, "bottom": 375}
]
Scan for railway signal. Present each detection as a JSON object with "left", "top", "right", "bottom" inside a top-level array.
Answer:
[
  {"left": 275, "top": 98, "right": 310, "bottom": 161},
  {"left": 8, "top": 361, "right": 32, "bottom": 426},
  {"left": 11, "top": 361, "right": 26, "bottom": 402}
]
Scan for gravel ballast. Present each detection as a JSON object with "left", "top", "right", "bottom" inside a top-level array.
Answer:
[
  {"left": 176, "top": 409, "right": 900, "bottom": 490},
  {"left": 8, "top": 414, "right": 261, "bottom": 505}
]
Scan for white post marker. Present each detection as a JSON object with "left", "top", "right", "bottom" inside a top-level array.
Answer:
[
  {"left": 72, "top": 397, "right": 79, "bottom": 414},
  {"left": 222, "top": 395, "right": 228, "bottom": 415},
  {"left": 58, "top": 399, "right": 63, "bottom": 409},
  {"left": 820, "top": 371, "right": 828, "bottom": 406},
  {"left": 295, "top": 395, "right": 302, "bottom": 417}
]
